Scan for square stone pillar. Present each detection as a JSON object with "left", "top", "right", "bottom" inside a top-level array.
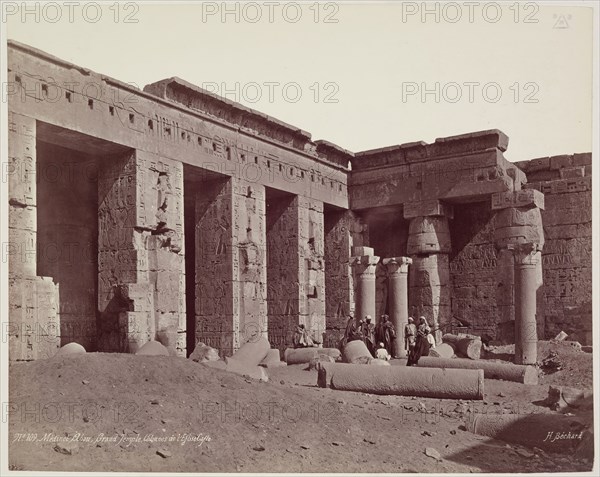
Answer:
[
  {"left": 7, "top": 112, "right": 60, "bottom": 360},
  {"left": 404, "top": 200, "right": 453, "bottom": 341},
  {"left": 97, "top": 150, "right": 185, "bottom": 355},
  {"left": 324, "top": 210, "right": 368, "bottom": 347},
  {"left": 195, "top": 178, "right": 267, "bottom": 356},
  {"left": 266, "top": 196, "right": 324, "bottom": 351}
]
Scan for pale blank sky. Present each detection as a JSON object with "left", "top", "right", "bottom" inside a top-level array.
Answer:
[{"left": 5, "top": 1, "right": 595, "bottom": 162}]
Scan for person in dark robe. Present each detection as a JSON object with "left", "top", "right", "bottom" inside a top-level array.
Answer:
[
  {"left": 341, "top": 314, "right": 362, "bottom": 349},
  {"left": 376, "top": 314, "right": 396, "bottom": 357},
  {"left": 407, "top": 316, "right": 431, "bottom": 366},
  {"left": 362, "top": 315, "right": 376, "bottom": 356}
]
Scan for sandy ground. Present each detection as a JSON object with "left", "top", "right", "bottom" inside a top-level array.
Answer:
[{"left": 7, "top": 341, "right": 595, "bottom": 473}]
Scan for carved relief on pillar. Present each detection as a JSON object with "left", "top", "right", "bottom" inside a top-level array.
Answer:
[{"left": 492, "top": 190, "right": 545, "bottom": 250}]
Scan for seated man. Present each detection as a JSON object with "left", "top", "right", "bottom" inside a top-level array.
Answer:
[
  {"left": 293, "top": 324, "right": 317, "bottom": 348},
  {"left": 375, "top": 342, "right": 391, "bottom": 361}
]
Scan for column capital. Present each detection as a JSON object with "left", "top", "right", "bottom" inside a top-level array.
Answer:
[
  {"left": 349, "top": 255, "right": 380, "bottom": 267},
  {"left": 507, "top": 242, "right": 541, "bottom": 266},
  {"left": 382, "top": 257, "right": 412, "bottom": 275}
]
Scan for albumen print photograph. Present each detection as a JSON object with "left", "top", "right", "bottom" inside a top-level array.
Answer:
[{"left": 0, "top": 0, "right": 598, "bottom": 474}]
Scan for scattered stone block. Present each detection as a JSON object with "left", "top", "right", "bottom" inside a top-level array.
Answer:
[
  {"left": 342, "top": 340, "right": 372, "bottom": 364},
  {"left": 55, "top": 342, "right": 86, "bottom": 356},
  {"left": 428, "top": 343, "right": 455, "bottom": 359},
  {"left": 189, "top": 343, "right": 220, "bottom": 363},
  {"left": 547, "top": 385, "right": 593, "bottom": 411},
  {"left": 554, "top": 331, "right": 568, "bottom": 341},
  {"left": 231, "top": 336, "right": 270, "bottom": 366},
  {"left": 222, "top": 357, "right": 269, "bottom": 382},
  {"left": 442, "top": 334, "right": 482, "bottom": 359}
]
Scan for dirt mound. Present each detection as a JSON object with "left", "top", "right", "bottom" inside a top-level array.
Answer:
[{"left": 8, "top": 353, "right": 593, "bottom": 473}]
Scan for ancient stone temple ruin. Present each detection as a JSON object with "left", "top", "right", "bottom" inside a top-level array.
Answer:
[{"left": 6, "top": 41, "right": 593, "bottom": 363}]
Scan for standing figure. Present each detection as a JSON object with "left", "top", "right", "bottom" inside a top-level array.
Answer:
[
  {"left": 404, "top": 317, "right": 417, "bottom": 354},
  {"left": 376, "top": 314, "right": 396, "bottom": 357},
  {"left": 341, "top": 314, "right": 362, "bottom": 349},
  {"left": 407, "top": 316, "right": 432, "bottom": 366},
  {"left": 362, "top": 315, "right": 376, "bottom": 356}
]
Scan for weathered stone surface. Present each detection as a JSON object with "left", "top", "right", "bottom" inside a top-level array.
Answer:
[
  {"left": 442, "top": 334, "right": 482, "bottom": 359},
  {"left": 324, "top": 211, "right": 368, "bottom": 347},
  {"left": 55, "top": 342, "right": 86, "bottom": 356},
  {"left": 320, "top": 363, "right": 484, "bottom": 399},
  {"left": 135, "top": 340, "right": 170, "bottom": 356},
  {"left": 189, "top": 342, "right": 220, "bottom": 362},
  {"left": 231, "top": 336, "right": 270, "bottom": 366},
  {"left": 97, "top": 151, "right": 185, "bottom": 356},
  {"left": 342, "top": 340, "right": 373, "bottom": 364},
  {"left": 407, "top": 216, "right": 451, "bottom": 255},
  {"left": 468, "top": 414, "right": 586, "bottom": 453},
  {"left": 403, "top": 200, "right": 454, "bottom": 219},
  {"left": 266, "top": 194, "right": 325, "bottom": 352},
  {"left": 194, "top": 178, "right": 267, "bottom": 357},
  {"left": 491, "top": 189, "right": 544, "bottom": 211},
  {"left": 428, "top": 343, "right": 455, "bottom": 359},
  {"left": 418, "top": 357, "right": 538, "bottom": 384}
]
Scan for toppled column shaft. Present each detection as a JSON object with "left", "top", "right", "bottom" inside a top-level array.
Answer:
[
  {"left": 417, "top": 356, "right": 538, "bottom": 384},
  {"left": 318, "top": 363, "right": 484, "bottom": 399}
]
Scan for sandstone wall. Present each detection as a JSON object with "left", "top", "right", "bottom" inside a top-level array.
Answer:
[{"left": 516, "top": 154, "right": 592, "bottom": 344}]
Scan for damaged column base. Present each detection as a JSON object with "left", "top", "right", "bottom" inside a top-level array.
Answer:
[{"left": 317, "top": 363, "right": 484, "bottom": 399}]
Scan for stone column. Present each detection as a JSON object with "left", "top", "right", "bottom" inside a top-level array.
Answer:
[
  {"left": 404, "top": 200, "right": 453, "bottom": 342},
  {"left": 510, "top": 243, "right": 541, "bottom": 365},
  {"left": 350, "top": 247, "right": 380, "bottom": 322},
  {"left": 383, "top": 257, "right": 412, "bottom": 358},
  {"left": 492, "top": 189, "right": 545, "bottom": 364},
  {"left": 7, "top": 112, "right": 60, "bottom": 361}
]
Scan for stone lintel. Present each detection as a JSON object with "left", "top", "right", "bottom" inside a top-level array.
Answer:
[
  {"left": 507, "top": 243, "right": 542, "bottom": 266},
  {"left": 351, "top": 246, "right": 374, "bottom": 257},
  {"left": 491, "top": 189, "right": 545, "bottom": 211},
  {"left": 382, "top": 257, "right": 412, "bottom": 275},
  {"left": 403, "top": 200, "right": 454, "bottom": 220}
]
